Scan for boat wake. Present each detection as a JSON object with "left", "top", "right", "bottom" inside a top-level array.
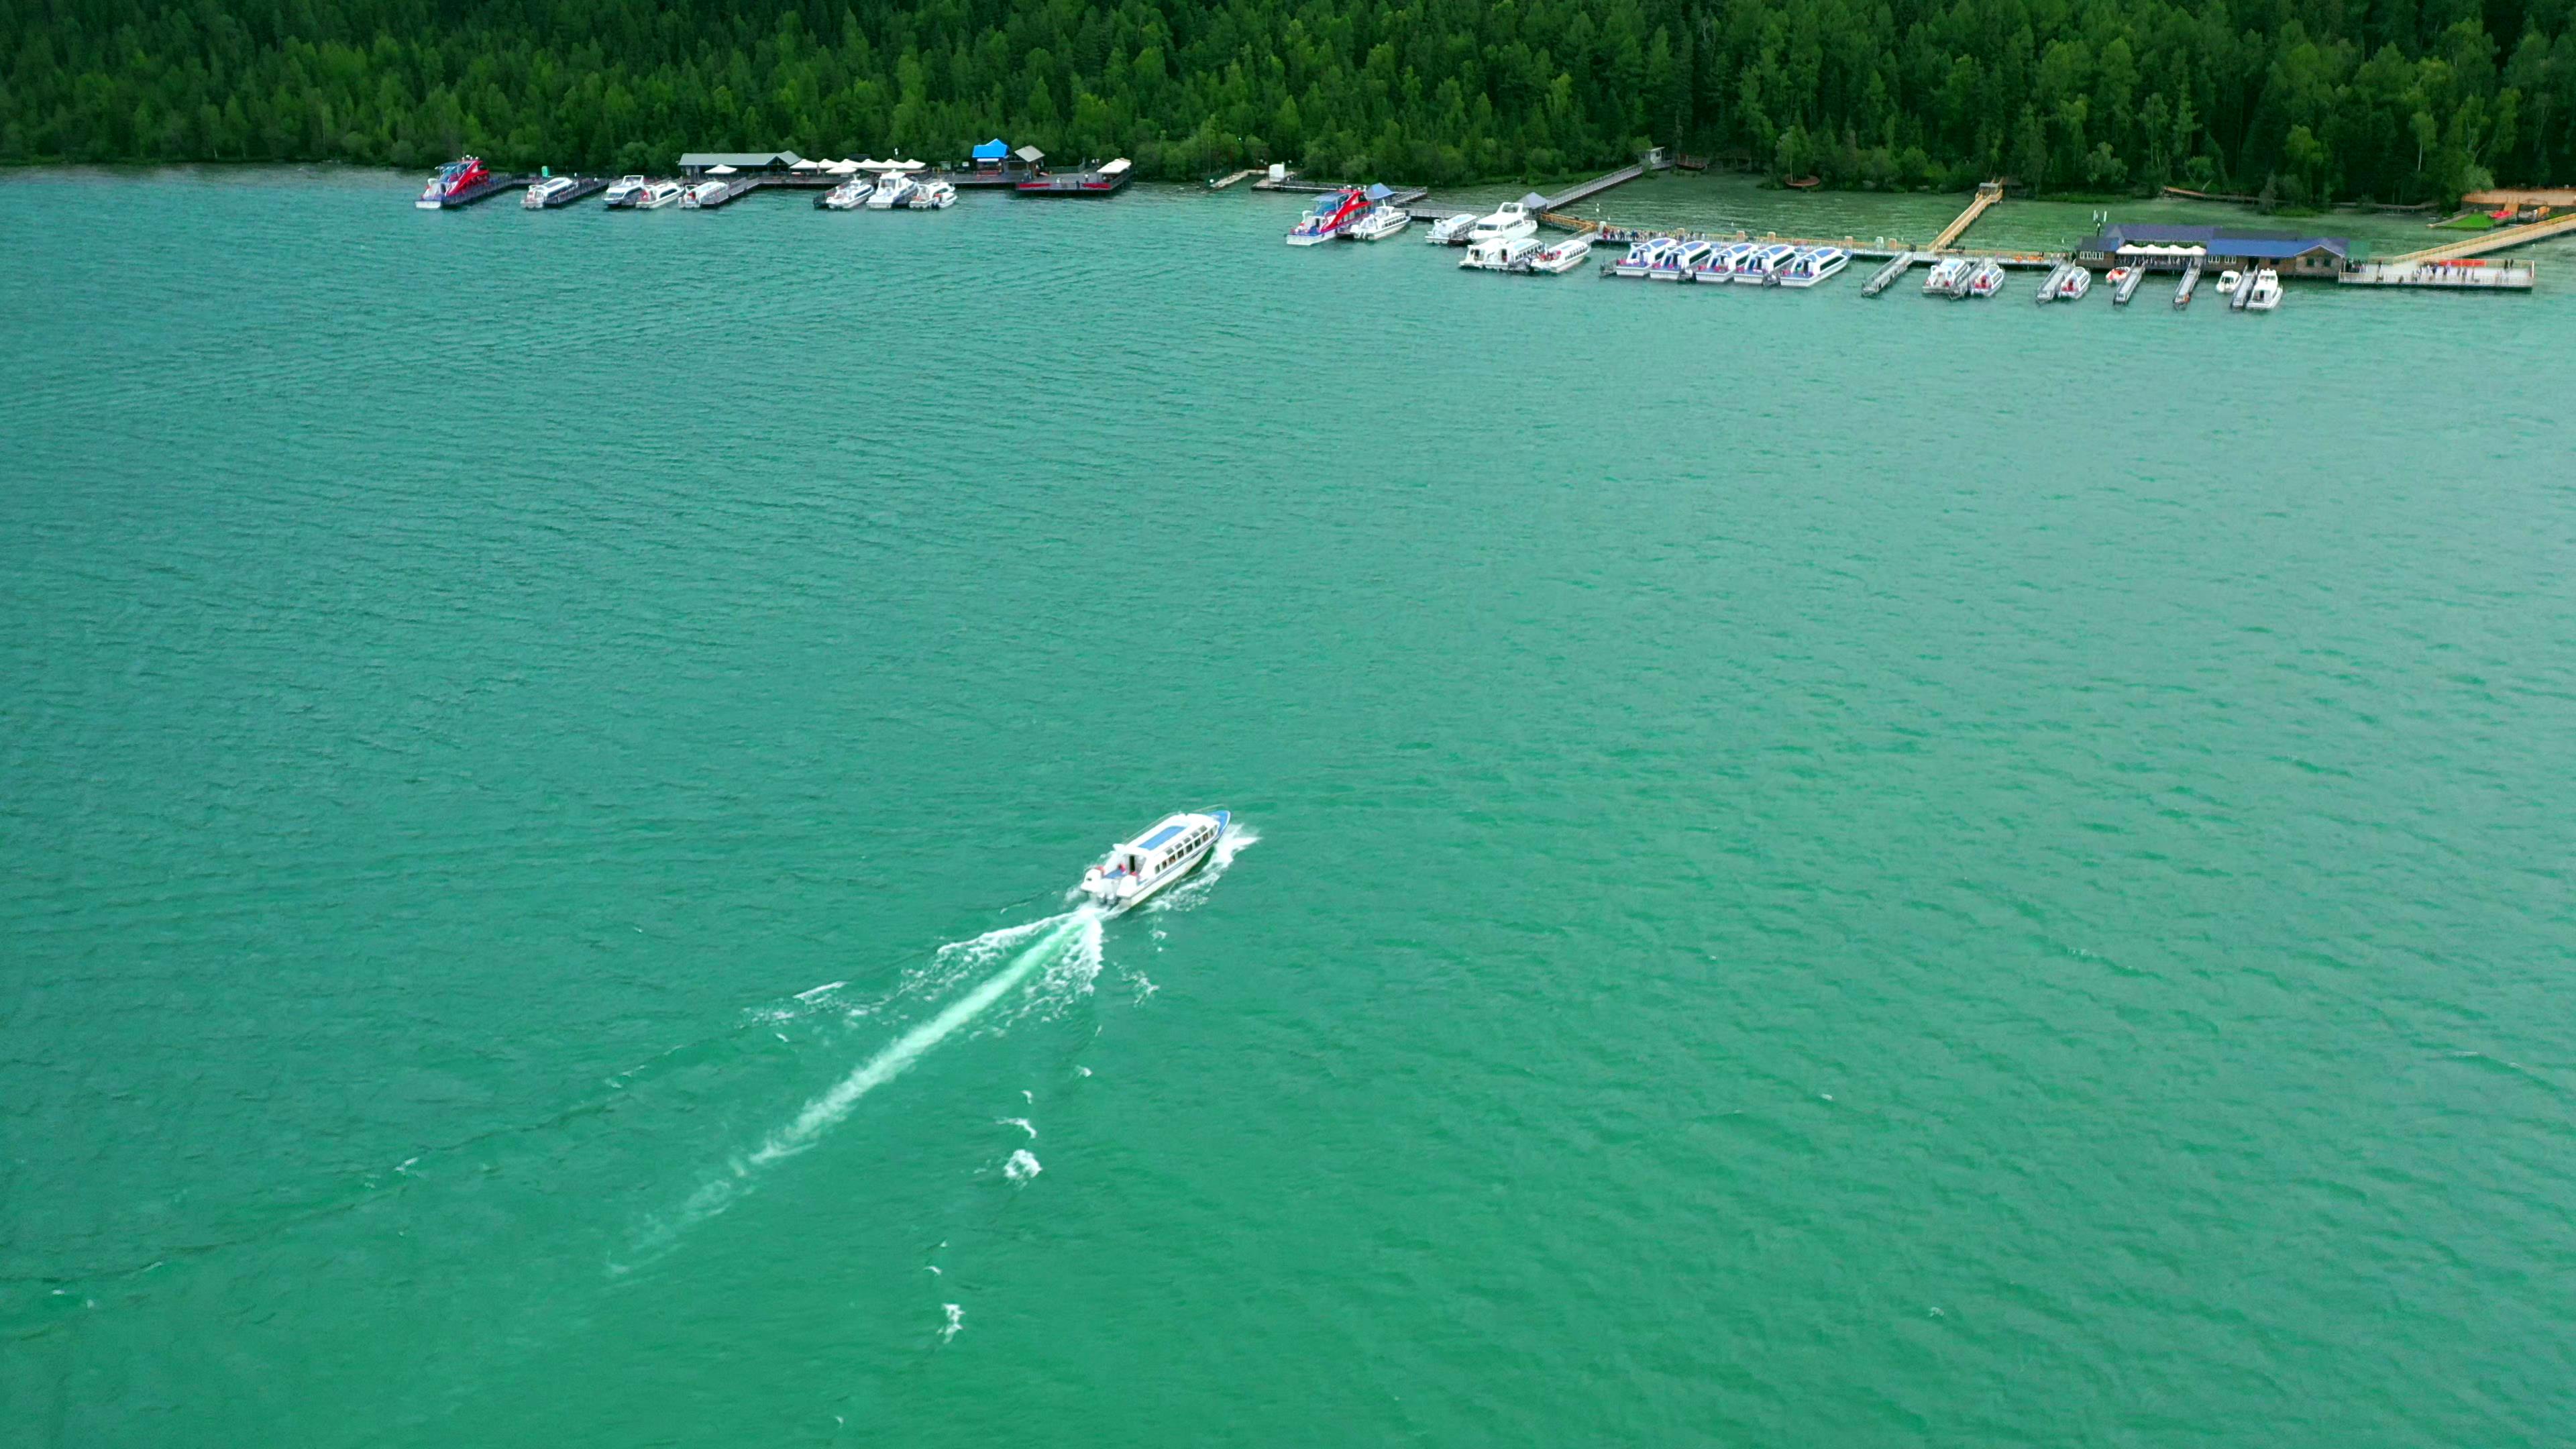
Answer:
[
  {"left": 623, "top": 908, "right": 1106, "bottom": 1263},
  {"left": 623, "top": 818, "right": 1253, "bottom": 1268}
]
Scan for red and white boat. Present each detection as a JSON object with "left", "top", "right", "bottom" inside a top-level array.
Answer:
[
  {"left": 416, "top": 156, "right": 492, "bottom": 209},
  {"left": 1286, "top": 186, "right": 1371, "bottom": 246}
]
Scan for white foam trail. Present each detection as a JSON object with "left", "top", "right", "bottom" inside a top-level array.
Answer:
[
  {"left": 1004, "top": 1148, "right": 1042, "bottom": 1184},
  {"left": 745, "top": 912, "right": 1099, "bottom": 1170},
  {"left": 941, "top": 1303, "right": 965, "bottom": 1342},
  {"left": 998, "top": 1118, "right": 1036, "bottom": 1138},
  {"left": 628, "top": 910, "right": 1103, "bottom": 1258}
]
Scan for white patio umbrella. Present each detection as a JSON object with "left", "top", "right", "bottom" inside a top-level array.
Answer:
[{"left": 706, "top": 164, "right": 738, "bottom": 174}]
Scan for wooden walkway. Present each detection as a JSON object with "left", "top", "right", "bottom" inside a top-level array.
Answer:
[
  {"left": 1929, "top": 181, "right": 2004, "bottom": 250},
  {"left": 2387, "top": 209, "right": 2576, "bottom": 263},
  {"left": 1208, "top": 169, "right": 1261, "bottom": 190},
  {"left": 1538, "top": 161, "right": 1656, "bottom": 211}
]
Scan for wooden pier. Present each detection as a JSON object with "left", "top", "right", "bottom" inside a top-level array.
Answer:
[
  {"left": 1928, "top": 181, "right": 2004, "bottom": 250},
  {"left": 1536, "top": 157, "right": 1669, "bottom": 212},
  {"left": 1208, "top": 168, "right": 1262, "bottom": 190},
  {"left": 2385, "top": 209, "right": 2576, "bottom": 264}
]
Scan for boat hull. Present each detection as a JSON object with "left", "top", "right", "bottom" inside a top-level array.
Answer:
[{"left": 1082, "top": 810, "right": 1230, "bottom": 916}]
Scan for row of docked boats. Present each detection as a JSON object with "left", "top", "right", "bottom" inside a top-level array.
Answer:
[
  {"left": 1460, "top": 235, "right": 1593, "bottom": 273},
  {"left": 816, "top": 164, "right": 959, "bottom": 210},
  {"left": 1920, "top": 256, "right": 2008, "bottom": 298},
  {"left": 1283, "top": 184, "right": 1413, "bottom": 244},
  {"left": 1609, "top": 237, "right": 1850, "bottom": 286}
]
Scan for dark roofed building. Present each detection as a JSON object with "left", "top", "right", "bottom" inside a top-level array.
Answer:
[
  {"left": 2076, "top": 223, "right": 2349, "bottom": 276},
  {"left": 676, "top": 150, "right": 805, "bottom": 176}
]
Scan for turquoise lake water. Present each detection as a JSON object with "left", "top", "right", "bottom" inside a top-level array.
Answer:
[{"left": 5, "top": 168, "right": 2574, "bottom": 1445}]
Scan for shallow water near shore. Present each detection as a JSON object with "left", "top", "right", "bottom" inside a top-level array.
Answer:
[{"left": 5, "top": 168, "right": 2574, "bottom": 1446}]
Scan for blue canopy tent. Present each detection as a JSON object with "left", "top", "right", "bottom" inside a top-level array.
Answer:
[
  {"left": 970, "top": 139, "right": 1010, "bottom": 168},
  {"left": 1364, "top": 182, "right": 1394, "bottom": 201}
]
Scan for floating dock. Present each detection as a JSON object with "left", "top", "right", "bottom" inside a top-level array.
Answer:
[
  {"left": 2112, "top": 266, "right": 2144, "bottom": 305},
  {"left": 2174, "top": 261, "right": 2202, "bottom": 307},
  {"left": 2340, "top": 258, "right": 2537, "bottom": 289},
  {"left": 1861, "top": 252, "right": 1924, "bottom": 294}
]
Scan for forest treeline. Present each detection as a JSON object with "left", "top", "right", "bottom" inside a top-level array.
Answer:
[{"left": 6, "top": 0, "right": 2572, "bottom": 203}]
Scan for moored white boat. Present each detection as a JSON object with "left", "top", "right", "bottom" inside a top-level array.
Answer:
[
  {"left": 906, "top": 179, "right": 958, "bottom": 209},
  {"left": 1776, "top": 246, "right": 1849, "bottom": 287},
  {"left": 819, "top": 176, "right": 873, "bottom": 209},
  {"left": 2216, "top": 268, "right": 2243, "bottom": 294},
  {"left": 1347, "top": 205, "right": 1411, "bottom": 240},
  {"left": 1079, "top": 811, "right": 1230, "bottom": 914},
  {"left": 1525, "top": 235, "right": 1593, "bottom": 273},
  {"left": 523, "top": 176, "right": 578, "bottom": 209},
  {"left": 2057, "top": 266, "right": 2092, "bottom": 301},
  {"left": 601, "top": 174, "right": 649, "bottom": 207},
  {"left": 1734, "top": 243, "right": 1796, "bottom": 284},
  {"left": 1700, "top": 241, "right": 1758, "bottom": 279},
  {"left": 1922, "top": 256, "right": 1972, "bottom": 294},
  {"left": 1467, "top": 201, "right": 1538, "bottom": 245},
  {"left": 680, "top": 179, "right": 729, "bottom": 209},
  {"left": 2241, "top": 268, "right": 2283, "bottom": 311},
  {"left": 1658, "top": 239, "right": 1715, "bottom": 280},
  {"left": 635, "top": 180, "right": 686, "bottom": 209},
  {"left": 1613, "top": 238, "right": 1676, "bottom": 278},
  {"left": 1426, "top": 212, "right": 1479, "bottom": 245},
  {"left": 1966, "top": 259, "right": 2006, "bottom": 297},
  {"left": 1461, "top": 235, "right": 1545, "bottom": 270}
]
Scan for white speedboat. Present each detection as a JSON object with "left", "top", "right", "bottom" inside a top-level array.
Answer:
[
  {"left": 820, "top": 176, "right": 873, "bottom": 209},
  {"left": 1426, "top": 212, "right": 1479, "bottom": 246},
  {"left": 1966, "top": 260, "right": 2006, "bottom": 297},
  {"left": 2241, "top": 268, "right": 2282, "bottom": 311},
  {"left": 1735, "top": 243, "right": 1796, "bottom": 284},
  {"left": 1526, "top": 236, "right": 1593, "bottom": 274},
  {"left": 680, "top": 179, "right": 729, "bottom": 209},
  {"left": 2216, "top": 268, "right": 2243, "bottom": 294},
  {"left": 1612, "top": 238, "right": 1676, "bottom": 278},
  {"left": 1467, "top": 201, "right": 1538, "bottom": 244},
  {"left": 906, "top": 180, "right": 957, "bottom": 209},
  {"left": 1347, "top": 205, "right": 1411, "bottom": 240},
  {"left": 867, "top": 174, "right": 918, "bottom": 209},
  {"left": 523, "top": 176, "right": 578, "bottom": 209},
  {"left": 635, "top": 180, "right": 686, "bottom": 209},
  {"left": 1922, "top": 256, "right": 1972, "bottom": 294},
  {"left": 2057, "top": 266, "right": 2092, "bottom": 301},
  {"left": 601, "top": 174, "right": 649, "bottom": 207},
  {"left": 1776, "top": 246, "right": 1848, "bottom": 286},
  {"left": 1079, "top": 810, "right": 1230, "bottom": 915},
  {"left": 1461, "top": 235, "right": 1544, "bottom": 270}
]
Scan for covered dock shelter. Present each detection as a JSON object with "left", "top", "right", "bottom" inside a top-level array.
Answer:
[
  {"left": 2076, "top": 223, "right": 2350, "bottom": 277},
  {"left": 677, "top": 150, "right": 806, "bottom": 177}
]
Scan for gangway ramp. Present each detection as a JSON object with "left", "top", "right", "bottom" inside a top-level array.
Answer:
[
  {"left": 1929, "top": 182, "right": 2005, "bottom": 250},
  {"left": 2387, "top": 209, "right": 2576, "bottom": 264}
]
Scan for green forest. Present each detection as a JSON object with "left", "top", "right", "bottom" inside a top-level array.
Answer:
[{"left": 6, "top": 0, "right": 2572, "bottom": 203}]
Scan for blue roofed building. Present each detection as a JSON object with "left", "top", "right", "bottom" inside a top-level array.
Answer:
[{"left": 2075, "top": 223, "right": 2351, "bottom": 276}]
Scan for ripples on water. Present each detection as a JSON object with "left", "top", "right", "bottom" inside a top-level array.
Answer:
[{"left": 3, "top": 168, "right": 2573, "bottom": 1446}]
